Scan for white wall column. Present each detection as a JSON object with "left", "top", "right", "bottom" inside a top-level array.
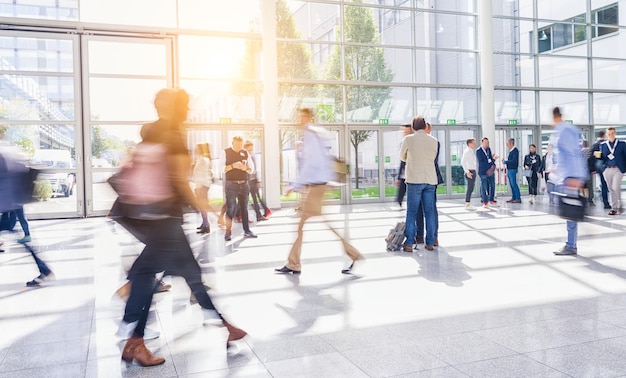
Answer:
[
  {"left": 478, "top": 0, "right": 495, "bottom": 142},
  {"left": 261, "top": 0, "right": 281, "bottom": 209}
]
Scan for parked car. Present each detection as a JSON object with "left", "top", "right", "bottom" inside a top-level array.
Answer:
[{"left": 30, "top": 149, "right": 76, "bottom": 198}]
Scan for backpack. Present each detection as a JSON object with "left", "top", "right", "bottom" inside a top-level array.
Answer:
[
  {"left": 108, "top": 142, "right": 176, "bottom": 220},
  {"left": 385, "top": 222, "right": 406, "bottom": 251}
]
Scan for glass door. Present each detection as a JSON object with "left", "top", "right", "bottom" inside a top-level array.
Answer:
[
  {"left": 82, "top": 35, "right": 173, "bottom": 216},
  {"left": 448, "top": 128, "right": 478, "bottom": 198},
  {"left": 383, "top": 127, "right": 406, "bottom": 202},
  {"left": 495, "top": 127, "right": 537, "bottom": 197},
  {"left": 348, "top": 127, "right": 380, "bottom": 202},
  {"left": 0, "top": 30, "right": 82, "bottom": 218}
]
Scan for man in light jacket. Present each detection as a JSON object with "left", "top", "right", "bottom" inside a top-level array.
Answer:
[{"left": 400, "top": 116, "right": 439, "bottom": 252}]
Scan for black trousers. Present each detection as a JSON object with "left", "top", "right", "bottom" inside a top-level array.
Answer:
[
  {"left": 527, "top": 173, "right": 539, "bottom": 195},
  {"left": 249, "top": 178, "right": 268, "bottom": 218},
  {"left": 465, "top": 170, "right": 476, "bottom": 203},
  {"left": 396, "top": 178, "right": 407, "bottom": 205},
  {"left": 225, "top": 181, "right": 251, "bottom": 233},
  {"left": 123, "top": 217, "right": 218, "bottom": 337}
]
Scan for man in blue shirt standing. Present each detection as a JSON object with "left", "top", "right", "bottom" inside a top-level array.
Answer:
[
  {"left": 503, "top": 138, "right": 521, "bottom": 203},
  {"left": 600, "top": 127, "right": 626, "bottom": 216},
  {"left": 476, "top": 137, "right": 500, "bottom": 208},
  {"left": 552, "top": 107, "right": 588, "bottom": 256}
]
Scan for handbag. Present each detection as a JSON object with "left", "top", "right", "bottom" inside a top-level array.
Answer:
[
  {"left": 108, "top": 142, "right": 177, "bottom": 220},
  {"left": 522, "top": 169, "right": 533, "bottom": 178},
  {"left": 486, "top": 164, "right": 496, "bottom": 177},
  {"left": 555, "top": 191, "right": 586, "bottom": 221}
]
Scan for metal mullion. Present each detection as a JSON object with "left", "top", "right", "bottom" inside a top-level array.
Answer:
[
  {"left": 340, "top": 41, "right": 414, "bottom": 49},
  {"left": 0, "top": 17, "right": 262, "bottom": 40},
  {"left": 0, "top": 70, "right": 76, "bottom": 77},
  {"left": 87, "top": 120, "right": 145, "bottom": 126},
  {"left": 179, "top": 77, "right": 260, "bottom": 83},
  {"left": 411, "top": 0, "right": 417, "bottom": 113},
  {"left": 494, "top": 14, "right": 546, "bottom": 23},
  {"left": 185, "top": 123, "right": 264, "bottom": 129},
  {"left": 495, "top": 51, "right": 584, "bottom": 59},
  {"left": 80, "top": 34, "right": 92, "bottom": 217},
  {"left": 276, "top": 38, "right": 428, "bottom": 51},
  {"left": 277, "top": 78, "right": 479, "bottom": 89},
  {"left": 494, "top": 85, "right": 619, "bottom": 93},
  {"left": 83, "top": 119, "right": 264, "bottom": 128},
  {"left": 414, "top": 6, "right": 478, "bottom": 17},
  {"left": 276, "top": 38, "right": 343, "bottom": 46},
  {"left": 587, "top": 55, "right": 626, "bottom": 63},
  {"left": 413, "top": 45, "right": 478, "bottom": 54},
  {"left": 587, "top": 0, "right": 594, "bottom": 130},
  {"left": 533, "top": 0, "right": 540, "bottom": 127},
  {"left": 527, "top": 87, "right": 599, "bottom": 93},
  {"left": 341, "top": 0, "right": 348, "bottom": 204},
  {"left": 344, "top": 1, "right": 413, "bottom": 12},
  {"left": 377, "top": 126, "right": 385, "bottom": 201},
  {"left": 87, "top": 73, "right": 168, "bottom": 80},
  {"left": 4, "top": 120, "right": 78, "bottom": 125}
]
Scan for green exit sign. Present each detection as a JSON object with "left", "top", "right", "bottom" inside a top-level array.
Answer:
[
  {"left": 446, "top": 119, "right": 456, "bottom": 125},
  {"left": 379, "top": 119, "right": 389, "bottom": 125},
  {"left": 508, "top": 120, "right": 518, "bottom": 126},
  {"left": 566, "top": 120, "right": 573, "bottom": 124},
  {"left": 219, "top": 117, "right": 232, "bottom": 124}
]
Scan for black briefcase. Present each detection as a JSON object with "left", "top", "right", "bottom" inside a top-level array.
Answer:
[{"left": 555, "top": 191, "right": 586, "bottom": 221}]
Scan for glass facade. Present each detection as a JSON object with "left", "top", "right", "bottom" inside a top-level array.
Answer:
[{"left": 0, "top": 0, "right": 625, "bottom": 216}]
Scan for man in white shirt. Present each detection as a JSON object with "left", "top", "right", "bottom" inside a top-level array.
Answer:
[{"left": 461, "top": 138, "right": 477, "bottom": 210}]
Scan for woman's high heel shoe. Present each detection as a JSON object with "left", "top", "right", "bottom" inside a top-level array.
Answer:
[
  {"left": 121, "top": 337, "right": 165, "bottom": 366},
  {"left": 197, "top": 226, "right": 210, "bottom": 234}
]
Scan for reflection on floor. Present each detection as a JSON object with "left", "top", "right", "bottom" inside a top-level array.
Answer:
[{"left": 2, "top": 196, "right": 626, "bottom": 377}]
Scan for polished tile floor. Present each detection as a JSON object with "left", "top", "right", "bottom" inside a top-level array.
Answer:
[{"left": 1, "top": 196, "right": 626, "bottom": 377}]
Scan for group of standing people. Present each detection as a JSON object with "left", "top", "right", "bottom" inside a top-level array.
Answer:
[
  {"left": 195, "top": 137, "right": 271, "bottom": 240},
  {"left": 460, "top": 132, "right": 589, "bottom": 210},
  {"left": 460, "top": 137, "right": 545, "bottom": 209}
]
